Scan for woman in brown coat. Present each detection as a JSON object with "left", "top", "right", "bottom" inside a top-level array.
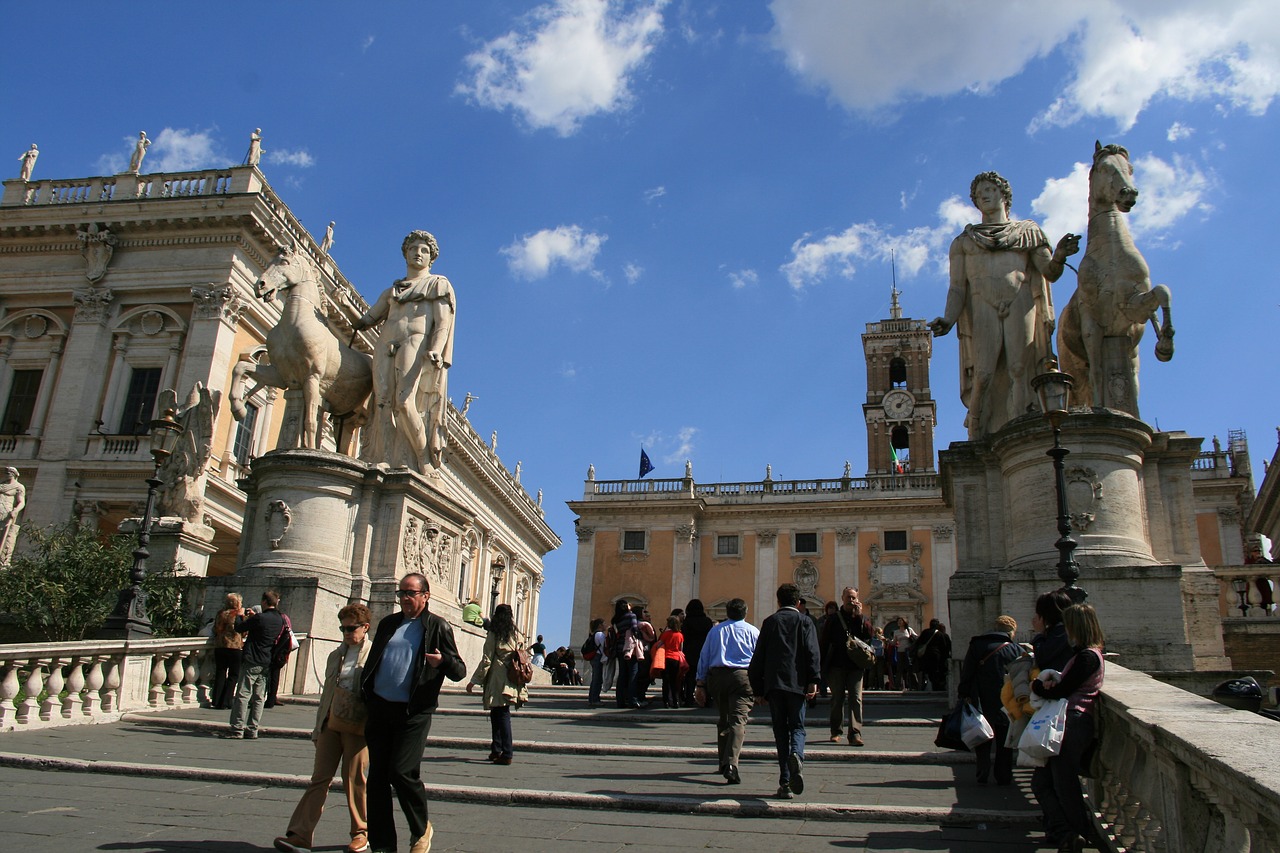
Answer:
[
  {"left": 466, "top": 603, "right": 527, "bottom": 765},
  {"left": 212, "top": 593, "right": 245, "bottom": 710}
]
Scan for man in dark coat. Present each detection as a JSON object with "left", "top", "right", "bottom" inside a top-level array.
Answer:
[
  {"left": 915, "top": 619, "right": 953, "bottom": 691},
  {"left": 749, "top": 583, "right": 821, "bottom": 799},
  {"left": 818, "top": 586, "right": 872, "bottom": 746},
  {"left": 225, "top": 590, "right": 286, "bottom": 738},
  {"left": 957, "top": 615, "right": 1023, "bottom": 784},
  {"left": 360, "top": 572, "right": 466, "bottom": 853}
]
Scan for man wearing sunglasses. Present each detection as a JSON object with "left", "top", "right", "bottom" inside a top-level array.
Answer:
[{"left": 360, "top": 573, "right": 466, "bottom": 853}]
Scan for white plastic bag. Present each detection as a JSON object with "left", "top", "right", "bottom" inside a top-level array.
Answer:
[
  {"left": 960, "top": 702, "right": 995, "bottom": 748},
  {"left": 1018, "top": 698, "right": 1067, "bottom": 759}
]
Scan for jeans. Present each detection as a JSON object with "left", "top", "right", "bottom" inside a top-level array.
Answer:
[
  {"left": 489, "top": 706, "right": 513, "bottom": 758},
  {"left": 615, "top": 657, "right": 638, "bottom": 707},
  {"left": 588, "top": 656, "right": 604, "bottom": 703},
  {"left": 1032, "top": 709, "right": 1097, "bottom": 843},
  {"left": 767, "top": 690, "right": 807, "bottom": 785},
  {"left": 827, "top": 666, "right": 864, "bottom": 738},
  {"left": 229, "top": 663, "right": 268, "bottom": 735}
]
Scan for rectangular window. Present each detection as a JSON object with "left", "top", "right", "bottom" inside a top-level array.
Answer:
[
  {"left": 1, "top": 369, "right": 43, "bottom": 434},
  {"left": 118, "top": 367, "right": 162, "bottom": 435},
  {"left": 622, "top": 530, "right": 647, "bottom": 552},
  {"left": 884, "top": 530, "right": 908, "bottom": 551},
  {"left": 716, "top": 534, "right": 739, "bottom": 556},
  {"left": 794, "top": 532, "right": 818, "bottom": 553},
  {"left": 233, "top": 402, "right": 259, "bottom": 466}
]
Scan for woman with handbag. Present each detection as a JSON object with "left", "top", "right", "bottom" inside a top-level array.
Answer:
[
  {"left": 1030, "top": 603, "right": 1106, "bottom": 853},
  {"left": 467, "top": 604, "right": 527, "bottom": 765},
  {"left": 658, "top": 615, "right": 686, "bottom": 708},
  {"left": 274, "top": 604, "right": 373, "bottom": 853}
]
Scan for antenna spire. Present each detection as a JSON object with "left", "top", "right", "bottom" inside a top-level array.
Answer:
[{"left": 889, "top": 251, "right": 902, "bottom": 319}]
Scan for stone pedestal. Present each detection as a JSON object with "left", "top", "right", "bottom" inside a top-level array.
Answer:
[
  {"left": 118, "top": 518, "right": 217, "bottom": 577},
  {"left": 941, "top": 410, "right": 1230, "bottom": 674},
  {"left": 209, "top": 449, "right": 477, "bottom": 693}
]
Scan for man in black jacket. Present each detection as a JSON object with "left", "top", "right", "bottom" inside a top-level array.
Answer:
[
  {"left": 818, "top": 586, "right": 872, "bottom": 746},
  {"left": 360, "top": 572, "right": 466, "bottom": 853},
  {"left": 225, "top": 590, "right": 285, "bottom": 739},
  {"left": 749, "top": 584, "right": 821, "bottom": 799}
]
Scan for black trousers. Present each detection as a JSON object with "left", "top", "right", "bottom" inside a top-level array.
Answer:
[
  {"left": 211, "top": 648, "right": 241, "bottom": 710},
  {"left": 365, "top": 694, "right": 434, "bottom": 850},
  {"left": 489, "top": 706, "right": 513, "bottom": 758}
]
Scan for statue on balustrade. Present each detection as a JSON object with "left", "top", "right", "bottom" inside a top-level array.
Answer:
[
  {"left": 320, "top": 220, "right": 335, "bottom": 254},
  {"left": 156, "top": 382, "right": 221, "bottom": 525},
  {"left": 0, "top": 467, "right": 26, "bottom": 566},
  {"left": 246, "top": 128, "right": 263, "bottom": 167},
  {"left": 17, "top": 144, "right": 38, "bottom": 182},
  {"left": 128, "top": 131, "right": 150, "bottom": 174},
  {"left": 353, "top": 230, "right": 456, "bottom": 476},
  {"left": 930, "top": 171, "right": 1079, "bottom": 439}
]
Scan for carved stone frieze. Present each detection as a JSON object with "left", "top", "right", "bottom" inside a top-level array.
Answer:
[{"left": 73, "top": 288, "right": 114, "bottom": 324}]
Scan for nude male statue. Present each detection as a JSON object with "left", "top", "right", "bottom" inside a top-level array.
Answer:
[
  {"left": 128, "top": 131, "right": 150, "bottom": 174},
  {"left": 353, "top": 230, "right": 455, "bottom": 474},
  {"left": 930, "top": 172, "right": 1079, "bottom": 438},
  {"left": 18, "top": 144, "right": 38, "bottom": 182}
]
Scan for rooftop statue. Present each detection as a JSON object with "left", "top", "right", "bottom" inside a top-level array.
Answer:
[
  {"left": 128, "top": 131, "right": 150, "bottom": 174},
  {"left": 320, "top": 220, "right": 335, "bottom": 254},
  {"left": 229, "top": 244, "right": 372, "bottom": 453},
  {"left": 353, "top": 230, "right": 456, "bottom": 476},
  {"left": 930, "top": 171, "right": 1079, "bottom": 438},
  {"left": 18, "top": 144, "right": 38, "bottom": 182},
  {"left": 246, "top": 128, "right": 263, "bottom": 167},
  {"left": 1057, "top": 142, "right": 1174, "bottom": 416}
]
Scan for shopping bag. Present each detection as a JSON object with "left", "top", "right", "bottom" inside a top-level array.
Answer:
[
  {"left": 1018, "top": 698, "right": 1067, "bottom": 759},
  {"left": 649, "top": 645, "right": 667, "bottom": 677},
  {"left": 960, "top": 702, "right": 995, "bottom": 748},
  {"left": 934, "top": 703, "right": 969, "bottom": 751}
]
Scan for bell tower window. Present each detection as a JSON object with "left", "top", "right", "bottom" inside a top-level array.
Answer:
[{"left": 889, "top": 357, "right": 907, "bottom": 388}]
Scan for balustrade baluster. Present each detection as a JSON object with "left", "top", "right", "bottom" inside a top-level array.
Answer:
[
  {"left": 41, "top": 657, "right": 65, "bottom": 721},
  {"left": 149, "top": 653, "right": 167, "bottom": 707},
  {"left": 0, "top": 662, "right": 19, "bottom": 728},
  {"left": 196, "top": 647, "right": 215, "bottom": 707},
  {"left": 83, "top": 656, "right": 105, "bottom": 717},
  {"left": 19, "top": 659, "right": 45, "bottom": 724},
  {"left": 63, "top": 656, "right": 86, "bottom": 719},
  {"left": 183, "top": 650, "right": 202, "bottom": 705},
  {"left": 100, "top": 656, "right": 121, "bottom": 714},
  {"left": 166, "top": 652, "right": 185, "bottom": 705}
]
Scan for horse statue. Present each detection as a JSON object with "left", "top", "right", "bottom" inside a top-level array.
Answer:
[
  {"left": 1057, "top": 141, "right": 1174, "bottom": 417},
  {"left": 229, "top": 245, "right": 372, "bottom": 453}
]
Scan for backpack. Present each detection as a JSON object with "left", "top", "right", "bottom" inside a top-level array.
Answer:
[
  {"left": 581, "top": 634, "right": 598, "bottom": 661},
  {"left": 271, "top": 618, "right": 295, "bottom": 669},
  {"left": 603, "top": 625, "right": 618, "bottom": 658},
  {"left": 507, "top": 647, "right": 534, "bottom": 686}
]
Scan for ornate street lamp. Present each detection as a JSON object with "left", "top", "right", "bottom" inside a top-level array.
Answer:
[
  {"left": 489, "top": 557, "right": 507, "bottom": 616},
  {"left": 1031, "top": 358, "right": 1086, "bottom": 604},
  {"left": 1231, "top": 576, "right": 1250, "bottom": 617},
  {"left": 96, "top": 407, "right": 184, "bottom": 639}
]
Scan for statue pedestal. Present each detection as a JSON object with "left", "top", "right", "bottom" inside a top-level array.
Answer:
[
  {"left": 941, "top": 410, "right": 1229, "bottom": 673},
  {"left": 209, "top": 449, "right": 479, "bottom": 692},
  {"left": 119, "top": 518, "right": 217, "bottom": 577}
]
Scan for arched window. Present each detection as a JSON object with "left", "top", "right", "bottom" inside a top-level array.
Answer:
[
  {"left": 889, "top": 357, "right": 907, "bottom": 388},
  {"left": 891, "top": 425, "right": 910, "bottom": 471}
]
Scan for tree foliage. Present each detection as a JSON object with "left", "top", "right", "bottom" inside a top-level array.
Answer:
[{"left": 0, "top": 523, "right": 203, "bottom": 642}]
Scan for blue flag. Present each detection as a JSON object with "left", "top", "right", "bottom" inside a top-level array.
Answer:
[{"left": 638, "top": 448, "right": 654, "bottom": 478}]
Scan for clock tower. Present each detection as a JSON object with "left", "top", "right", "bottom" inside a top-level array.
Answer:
[{"left": 861, "top": 287, "right": 937, "bottom": 474}]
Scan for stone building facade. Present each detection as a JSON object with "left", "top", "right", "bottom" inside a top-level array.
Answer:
[{"left": 0, "top": 160, "right": 555, "bottom": 640}]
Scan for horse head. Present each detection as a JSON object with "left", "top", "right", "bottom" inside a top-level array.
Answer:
[
  {"left": 1091, "top": 141, "right": 1138, "bottom": 213},
  {"left": 256, "top": 244, "right": 314, "bottom": 302}
]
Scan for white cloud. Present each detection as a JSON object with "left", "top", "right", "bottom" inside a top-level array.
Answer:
[
  {"left": 360, "top": 35, "right": 375, "bottom": 52},
  {"left": 663, "top": 426, "right": 697, "bottom": 465},
  {"left": 457, "top": 0, "right": 668, "bottom": 136},
  {"left": 768, "top": 0, "right": 1280, "bottom": 132},
  {"left": 266, "top": 148, "right": 316, "bottom": 168},
  {"left": 501, "top": 224, "right": 608, "bottom": 279},
  {"left": 559, "top": 362, "right": 578, "bottom": 379},
  {"left": 1128, "top": 154, "right": 1212, "bottom": 235},
  {"left": 1167, "top": 121, "right": 1194, "bottom": 141},
  {"left": 148, "top": 128, "right": 224, "bottom": 172},
  {"left": 643, "top": 185, "right": 666, "bottom": 202},
  {"left": 1031, "top": 162, "right": 1091, "bottom": 243},
  {"left": 623, "top": 262, "right": 643, "bottom": 283},
  {"left": 728, "top": 268, "right": 758, "bottom": 289}
]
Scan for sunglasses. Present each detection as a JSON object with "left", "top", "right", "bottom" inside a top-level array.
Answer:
[
  {"left": 339, "top": 624, "right": 366, "bottom": 633},
  {"left": 396, "top": 589, "right": 424, "bottom": 598}
]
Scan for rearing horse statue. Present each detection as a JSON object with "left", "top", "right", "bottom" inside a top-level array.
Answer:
[
  {"left": 1057, "top": 141, "right": 1174, "bottom": 417},
  {"left": 229, "top": 245, "right": 373, "bottom": 453}
]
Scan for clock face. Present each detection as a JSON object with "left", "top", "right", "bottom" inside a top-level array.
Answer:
[{"left": 882, "top": 390, "right": 914, "bottom": 420}]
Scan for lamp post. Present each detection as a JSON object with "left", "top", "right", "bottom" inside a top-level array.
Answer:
[
  {"left": 96, "top": 407, "right": 184, "bottom": 639},
  {"left": 489, "top": 558, "right": 506, "bottom": 616},
  {"left": 1031, "top": 358, "right": 1086, "bottom": 604},
  {"left": 1232, "top": 577, "right": 1250, "bottom": 617}
]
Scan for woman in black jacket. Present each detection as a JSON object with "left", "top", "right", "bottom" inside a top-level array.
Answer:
[{"left": 957, "top": 615, "right": 1023, "bottom": 785}]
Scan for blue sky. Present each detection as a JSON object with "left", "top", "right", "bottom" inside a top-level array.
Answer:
[{"left": 5, "top": 1, "right": 1278, "bottom": 648}]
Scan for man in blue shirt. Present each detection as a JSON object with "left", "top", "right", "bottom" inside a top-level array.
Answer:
[
  {"left": 360, "top": 573, "right": 466, "bottom": 853},
  {"left": 693, "top": 598, "right": 758, "bottom": 785}
]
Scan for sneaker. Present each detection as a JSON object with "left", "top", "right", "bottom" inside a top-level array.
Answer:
[
  {"left": 215, "top": 730, "right": 243, "bottom": 739},
  {"left": 347, "top": 835, "right": 370, "bottom": 853},
  {"left": 274, "top": 837, "right": 310, "bottom": 853},
  {"left": 775, "top": 785, "right": 794, "bottom": 799},
  {"left": 409, "top": 821, "right": 434, "bottom": 853},
  {"left": 788, "top": 754, "right": 805, "bottom": 795}
]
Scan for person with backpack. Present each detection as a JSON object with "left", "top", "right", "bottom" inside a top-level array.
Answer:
[
  {"left": 467, "top": 603, "right": 527, "bottom": 765},
  {"left": 584, "top": 618, "right": 606, "bottom": 706}
]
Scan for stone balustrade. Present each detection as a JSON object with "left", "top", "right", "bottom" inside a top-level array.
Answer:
[
  {"left": 0, "top": 638, "right": 210, "bottom": 731},
  {"left": 1089, "top": 662, "right": 1280, "bottom": 852},
  {"left": 587, "top": 472, "right": 940, "bottom": 501},
  {"left": 1217, "top": 566, "right": 1279, "bottom": 618}
]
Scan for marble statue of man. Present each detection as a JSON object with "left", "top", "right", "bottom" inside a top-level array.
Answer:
[
  {"left": 246, "top": 128, "right": 263, "bottom": 166},
  {"left": 18, "top": 144, "right": 38, "bottom": 182},
  {"left": 320, "top": 220, "right": 335, "bottom": 254},
  {"left": 128, "top": 131, "right": 150, "bottom": 173},
  {"left": 0, "top": 467, "right": 26, "bottom": 565},
  {"left": 930, "top": 171, "right": 1079, "bottom": 438},
  {"left": 354, "top": 230, "right": 456, "bottom": 474}
]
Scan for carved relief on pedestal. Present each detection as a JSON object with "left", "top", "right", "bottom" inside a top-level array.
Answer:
[
  {"left": 266, "top": 499, "right": 292, "bottom": 549},
  {"left": 1066, "top": 466, "right": 1103, "bottom": 532},
  {"left": 402, "top": 515, "right": 455, "bottom": 585}
]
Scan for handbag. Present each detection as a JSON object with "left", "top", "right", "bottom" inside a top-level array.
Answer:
[
  {"left": 935, "top": 703, "right": 969, "bottom": 751},
  {"left": 1019, "top": 698, "right": 1068, "bottom": 759},
  {"left": 960, "top": 702, "right": 995, "bottom": 748},
  {"left": 326, "top": 684, "right": 367, "bottom": 735},
  {"left": 840, "top": 612, "right": 876, "bottom": 669}
]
